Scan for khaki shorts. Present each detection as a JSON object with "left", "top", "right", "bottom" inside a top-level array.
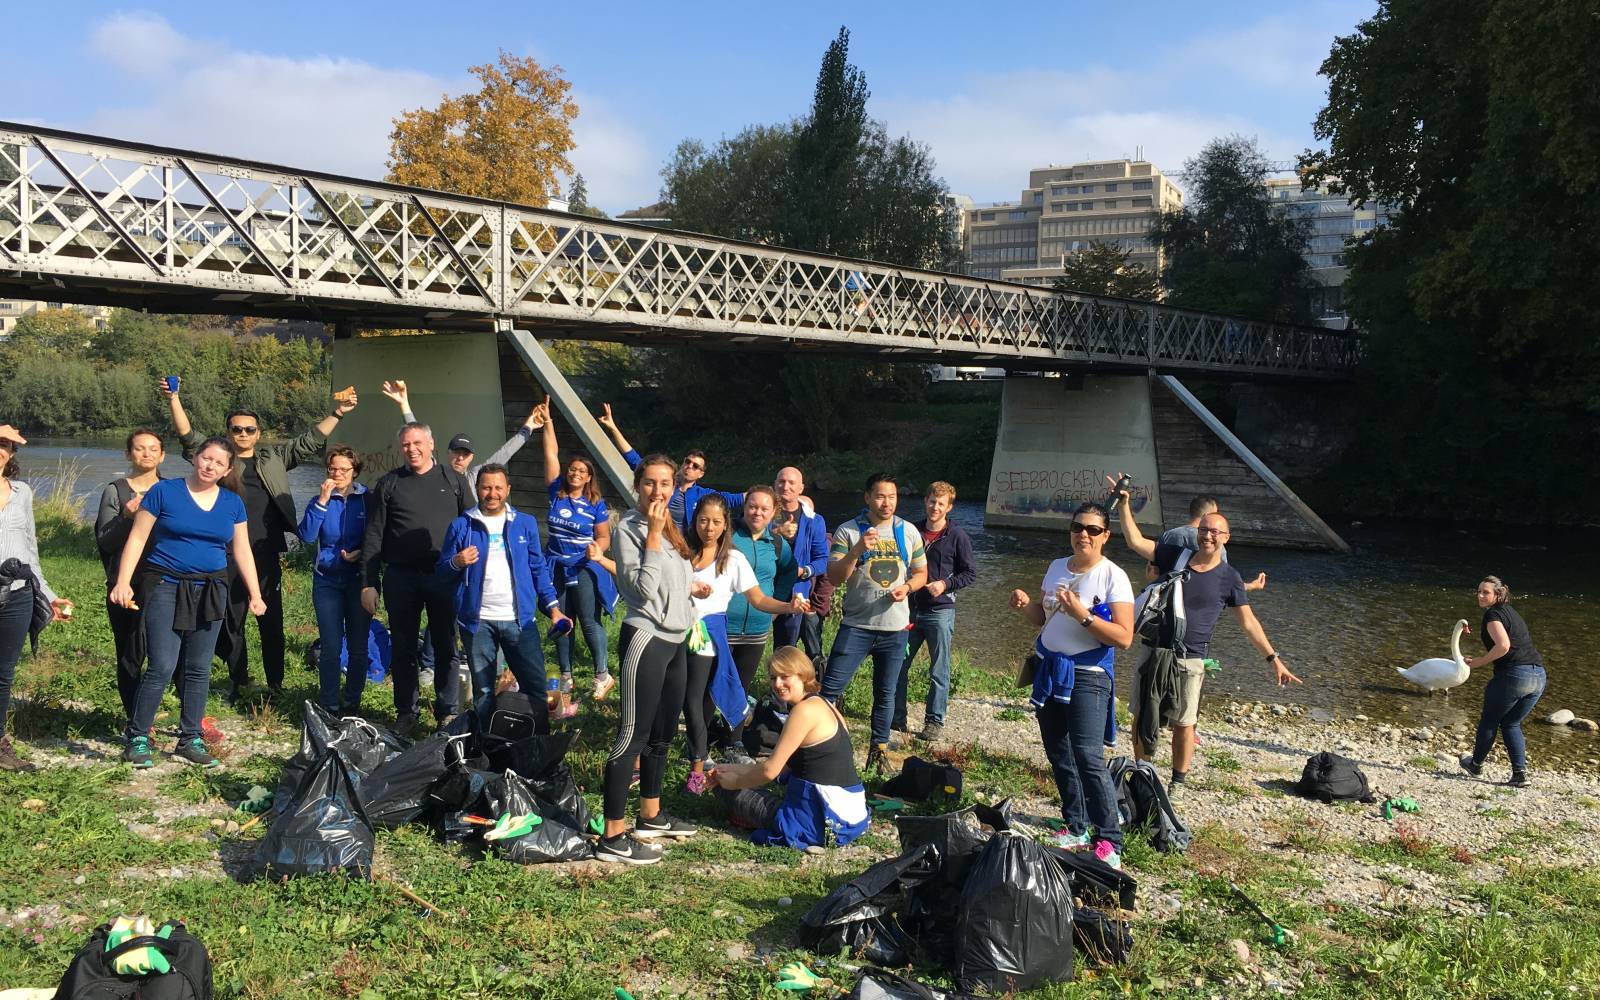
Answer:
[{"left": 1137, "top": 651, "right": 1207, "bottom": 728}]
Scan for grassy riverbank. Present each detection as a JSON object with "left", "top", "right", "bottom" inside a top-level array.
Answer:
[{"left": 3, "top": 505, "right": 1597, "bottom": 998}]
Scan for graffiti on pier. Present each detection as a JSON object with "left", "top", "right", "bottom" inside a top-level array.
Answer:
[{"left": 990, "top": 466, "right": 1152, "bottom": 516}]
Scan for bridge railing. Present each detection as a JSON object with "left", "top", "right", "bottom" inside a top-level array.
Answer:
[{"left": 0, "top": 122, "right": 1359, "bottom": 379}]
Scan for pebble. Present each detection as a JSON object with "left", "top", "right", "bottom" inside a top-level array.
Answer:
[
  {"left": 21, "top": 799, "right": 46, "bottom": 812},
  {"left": 1229, "top": 938, "right": 1251, "bottom": 964},
  {"left": 777, "top": 896, "right": 792, "bottom": 908},
  {"left": 1570, "top": 719, "right": 1598, "bottom": 732},
  {"left": 73, "top": 875, "right": 86, "bottom": 885},
  {"left": 1310, "top": 709, "right": 1334, "bottom": 724},
  {"left": 1353, "top": 714, "right": 1369, "bottom": 722},
  {"left": 1409, "top": 727, "right": 1434, "bottom": 742},
  {"left": 1547, "top": 710, "right": 1576, "bottom": 726},
  {"left": 1270, "top": 705, "right": 1289, "bottom": 717}
]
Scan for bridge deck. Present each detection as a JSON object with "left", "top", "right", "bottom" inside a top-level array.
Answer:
[{"left": 0, "top": 121, "right": 1358, "bottom": 380}]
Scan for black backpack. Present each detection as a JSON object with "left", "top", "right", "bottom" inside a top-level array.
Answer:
[
  {"left": 1132, "top": 550, "right": 1191, "bottom": 652},
  {"left": 879, "top": 756, "right": 963, "bottom": 803},
  {"left": 1295, "top": 752, "right": 1376, "bottom": 804},
  {"left": 1108, "top": 756, "right": 1192, "bottom": 853},
  {"left": 53, "top": 920, "right": 213, "bottom": 1000}
]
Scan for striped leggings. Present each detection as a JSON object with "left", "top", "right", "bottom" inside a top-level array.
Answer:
[{"left": 603, "top": 623, "right": 688, "bottom": 821}]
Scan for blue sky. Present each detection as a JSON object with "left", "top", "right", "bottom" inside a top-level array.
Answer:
[{"left": 6, "top": 1, "right": 1374, "bottom": 214}]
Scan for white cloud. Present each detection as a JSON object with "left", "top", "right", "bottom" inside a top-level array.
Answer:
[
  {"left": 567, "top": 91, "right": 666, "bottom": 213},
  {"left": 87, "top": 11, "right": 206, "bottom": 79}
]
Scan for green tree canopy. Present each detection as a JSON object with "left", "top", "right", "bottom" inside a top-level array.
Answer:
[
  {"left": 1050, "top": 242, "right": 1160, "bottom": 301},
  {"left": 1151, "top": 136, "right": 1314, "bottom": 323}
]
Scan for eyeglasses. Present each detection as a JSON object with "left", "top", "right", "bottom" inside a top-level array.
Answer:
[
  {"left": 1196, "top": 527, "right": 1229, "bottom": 538},
  {"left": 327, "top": 465, "right": 355, "bottom": 475},
  {"left": 229, "top": 425, "right": 259, "bottom": 435},
  {"left": 683, "top": 460, "right": 704, "bottom": 471},
  {"left": 1069, "top": 521, "right": 1108, "bottom": 537}
]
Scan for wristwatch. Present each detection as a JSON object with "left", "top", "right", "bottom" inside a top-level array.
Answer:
[
  {"left": 1079, "top": 615, "right": 1093, "bottom": 628},
  {"left": 1265, "top": 652, "right": 1280, "bottom": 662}
]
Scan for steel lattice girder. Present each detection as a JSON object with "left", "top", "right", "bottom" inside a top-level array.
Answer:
[{"left": 0, "top": 121, "right": 1360, "bottom": 380}]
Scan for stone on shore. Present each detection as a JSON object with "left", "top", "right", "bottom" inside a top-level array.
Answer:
[{"left": 1547, "top": 709, "right": 1575, "bottom": 726}]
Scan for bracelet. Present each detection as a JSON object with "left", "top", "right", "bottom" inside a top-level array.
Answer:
[
  {"left": 330, "top": 411, "right": 344, "bottom": 420},
  {"left": 1265, "top": 652, "right": 1279, "bottom": 662}
]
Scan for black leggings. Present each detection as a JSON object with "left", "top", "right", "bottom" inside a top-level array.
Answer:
[
  {"left": 715, "top": 785, "right": 781, "bottom": 832},
  {"left": 725, "top": 639, "right": 767, "bottom": 745},
  {"left": 685, "top": 653, "right": 716, "bottom": 763},
  {"left": 106, "top": 595, "right": 146, "bottom": 724},
  {"left": 604, "top": 623, "right": 688, "bottom": 821}
]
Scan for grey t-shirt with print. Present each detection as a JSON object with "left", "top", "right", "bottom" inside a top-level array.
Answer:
[{"left": 830, "top": 517, "right": 926, "bottom": 632}]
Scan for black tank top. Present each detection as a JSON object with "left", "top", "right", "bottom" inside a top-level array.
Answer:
[{"left": 788, "top": 695, "right": 861, "bottom": 787}]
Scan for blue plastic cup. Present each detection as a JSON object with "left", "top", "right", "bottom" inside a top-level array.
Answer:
[
  {"left": 164, "top": 375, "right": 180, "bottom": 393},
  {"left": 551, "top": 617, "right": 574, "bottom": 637}
]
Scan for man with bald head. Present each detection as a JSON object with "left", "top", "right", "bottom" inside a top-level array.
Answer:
[
  {"left": 1112, "top": 480, "right": 1299, "bottom": 786},
  {"left": 771, "top": 466, "right": 829, "bottom": 657}
]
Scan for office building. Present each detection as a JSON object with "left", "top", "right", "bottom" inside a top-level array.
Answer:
[{"left": 1264, "top": 176, "right": 1390, "bottom": 328}]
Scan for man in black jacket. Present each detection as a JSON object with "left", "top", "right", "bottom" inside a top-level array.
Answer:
[
  {"left": 893, "top": 481, "right": 977, "bottom": 742},
  {"left": 360, "top": 422, "right": 470, "bottom": 736}
]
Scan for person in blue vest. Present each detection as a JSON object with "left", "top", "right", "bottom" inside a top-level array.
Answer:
[
  {"left": 772, "top": 467, "right": 828, "bottom": 658},
  {"left": 821, "top": 472, "right": 928, "bottom": 775},
  {"left": 436, "top": 464, "right": 571, "bottom": 728},
  {"left": 537, "top": 401, "right": 619, "bottom": 712},
  {"left": 893, "top": 480, "right": 977, "bottom": 743},
  {"left": 723, "top": 486, "right": 802, "bottom": 754},
  {"left": 297, "top": 445, "right": 372, "bottom": 716}
]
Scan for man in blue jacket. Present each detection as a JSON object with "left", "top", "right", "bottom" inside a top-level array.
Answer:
[
  {"left": 437, "top": 464, "right": 571, "bottom": 728},
  {"left": 772, "top": 466, "right": 828, "bottom": 657},
  {"left": 893, "top": 481, "right": 977, "bottom": 742},
  {"left": 669, "top": 449, "right": 745, "bottom": 535}
]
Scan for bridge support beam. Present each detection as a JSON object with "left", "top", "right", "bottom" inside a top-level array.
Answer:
[{"left": 985, "top": 373, "right": 1348, "bottom": 552}]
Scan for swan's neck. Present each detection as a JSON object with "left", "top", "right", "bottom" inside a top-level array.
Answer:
[{"left": 1451, "top": 622, "right": 1467, "bottom": 666}]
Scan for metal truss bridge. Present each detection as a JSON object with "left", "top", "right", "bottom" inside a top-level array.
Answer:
[{"left": 0, "top": 122, "right": 1358, "bottom": 381}]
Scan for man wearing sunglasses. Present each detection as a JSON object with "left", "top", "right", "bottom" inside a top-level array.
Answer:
[
  {"left": 667, "top": 450, "right": 744, "bottom": 535},
  {"left": 165, "top": 381, "right": 356, "bottom": 703},
  {"left": 1109, "top": 477, "right": 1299, "bottom": 787}
]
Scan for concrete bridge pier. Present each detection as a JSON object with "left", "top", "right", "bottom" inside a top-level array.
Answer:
[{"left": 984, "top": 374, "right": 1348, "bottom": 552}]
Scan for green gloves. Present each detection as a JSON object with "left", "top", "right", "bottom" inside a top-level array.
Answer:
[{"left": 775, "top": 962, "right": 823, "bottom": 991}]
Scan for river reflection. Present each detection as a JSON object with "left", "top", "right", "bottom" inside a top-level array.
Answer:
[{"left": 22, "top": 441, "right": 1600, "bottom": 761}]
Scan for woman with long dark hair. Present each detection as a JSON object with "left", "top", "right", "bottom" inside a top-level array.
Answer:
[
  {"left": 595, "top": 454, "right": 700, "bottom": 864},
  {"left": 683, "top": 493, "right": 806, "bottom": 792},
  {"left": 297, "top": 445, "right": 371, "bottom": 715},
  {"left": 1460, "top": 576, "right": 1546, "bottom": 787},
  {"left": 111, "top": 436, "right": 264, "bottom": 770},
  {"left": 0, "top": 425, "right": 73, "bottom": 772},
  {"left": 94, "top": 428, "right": 166, "bottom": 730}
]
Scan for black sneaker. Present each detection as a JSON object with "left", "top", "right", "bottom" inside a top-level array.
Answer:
[
  {"left": 224, "top": 685, "right": 245, "bottom": 708},
  {"left": 123, "top": 735, "right": 155, "bottom": 769},
  {"left": 864, "top": 742, "right": 887, "bottom": 777},
  {"left": 174, "top": 737, "right": 222, "bottom": 769},
  {"left": 1505, "top": 771, "right": 1530, "bottom": 788},
  {"left": 595, "top": 833, "right": 664, "bottom": 865},
  {"left": 918, "top": 721, "right": 944, "bottom": 742},
  {"left": 635, "top": 812, "right": 697, "bottom": 840},
  {"left": 395, "top": 714, "right": 420, "bottom": 739},
  {"left": 1458, "top": 754, "right": 1482, "bottom": 778},
  {"left": 0, "top": 736, "right": 37, "bottom": 773}
]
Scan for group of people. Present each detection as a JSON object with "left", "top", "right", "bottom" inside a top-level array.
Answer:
[{"left": 0, "top": 391, "right": 1550, "bottom": 870}]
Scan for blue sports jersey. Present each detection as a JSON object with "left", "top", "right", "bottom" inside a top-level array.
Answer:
[
  {"left": 141, "top": 477, "right": 246, "bottom": 575},
  {"left": 545, "top": 478, "right": 610, "bottom": 573}
]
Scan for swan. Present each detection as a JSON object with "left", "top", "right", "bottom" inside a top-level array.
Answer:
[{"left": 1397, "top": 619, "right": 1471, "bottom": 693}]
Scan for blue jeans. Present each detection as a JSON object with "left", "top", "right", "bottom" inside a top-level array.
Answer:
[
  {"left": 555, "top": 570, "right": 609, "bottom": 680},
  {"left": 129, "top": 580, "right": 222, "bottom": 743},
  {"left": 1035, "top": 669, "right": 1121, "bottom": 849},
  {"left": 312, "top": 576, "right": 372, "bottom": 713},
  {"left": 894, "top": 605, "right": 955, "bottom": 728},
  {"left": 1471, "top": 664, "right": 1546, "bottom": 774},
  {"left": 465, "top": 618, "right": 550, "bottom": 728},
  {"left": 821, "top": 624, "right": 907, "bottom": 747}
]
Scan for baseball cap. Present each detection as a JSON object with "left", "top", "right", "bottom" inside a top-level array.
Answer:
[{"left": 447, "top": 433, "right": 474, "bottom": 453}]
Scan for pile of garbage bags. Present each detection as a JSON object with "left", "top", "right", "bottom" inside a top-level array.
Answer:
[
  {"left": 257, "top": 698, "right": 597, "bottom": 879},
  {"left": 800, "top": 802, "right": 1136, "bottom": 993}
]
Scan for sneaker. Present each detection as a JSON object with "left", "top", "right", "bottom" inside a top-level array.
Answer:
[
  {"left": 418, "top": 668, "right": 435, "bottom": 689},
  {"left": 1053, "top": 829, "right": 1092, "bottom": 850},
  {"left": 595, "top": 833, "right": 664, "bottom": 866},
  {"left": 635, "top": 811, "right": 698, "bottom": 839},
  {"left": 718, "top": 748, "right": 756, "bottom": 767},
  {"left": 685, "top": 769, "right": 710, "bottom": 795},
  {"left": 395, "top": 713, "right": 420, "bottom": 739},
  {"left": 592, "top": 675, "right": 616, "bottom": 701},
  {"left": 1093, "top": 839, "right": 1122, "bottom": 870},
  {"left": 0, "top": 736, "right": 38, "bottom": 773},
  {"left": 123, "top": 735, "right": 155, "bottom": 769},
  {"left": 629, "top": 767, "right": 641, "bottom": 788},
  {"left": 918, "top": 721, "right": 944, "bottom": 742},
  {"left": 864, "top": 743, "right": 887, "bottom": 777},
  {"left": 174, "top": 737, "right": 222, "bottom": 770},
  {"left": 1458, "top": 754, "right": 1482, "bottom": 778},
  {"left": 1505, "top": 771, "right": 1530, "bottom": 788}
]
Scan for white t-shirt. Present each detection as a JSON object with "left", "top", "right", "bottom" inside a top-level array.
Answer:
[
  {"left": 478, "top": 512, "right": 516, "bottom": 621},
  {"left": 1038, "top": 556, "right": 1135, "bottom": 659},
  {"left": 692, "top": 548, "right": 759, "bottom": 617}
]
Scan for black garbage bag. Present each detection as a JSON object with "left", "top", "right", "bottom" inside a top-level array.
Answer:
[
  {"left": 274, "top": 703, "right": 404, "bottom": 813},
  {"left": 1073, "top": 908, "right": 1133, "bottom": 967},
  {"left": 484, "top": 769, "right": 594, "bottom": 863},
  {"left": 481, "top": 730, "right": 594, "bottom": 832},
  {"left": 1047, "top": 847, "right": 1138, "bottom": 911},
  {"left": 361, "top": 730, "right": 471, "bottom": 829},
  {"left": 896, "top": 807, "right": 991, "bottom": 888},
  {"left": 257, "top": 752, "right": 374, "bottom": 878},
  {"left": 880, "top": 757, "right": 963, "bottom": 803},
  {"left": 426, "top": 764, "right": 502, "bottom": 844},
  {"left": 848, "top": 968, "right": 980, "bottom": 999},
  {"left": 741, "top": 697, "right": 787, "bottom": 757},
  {"left": 800, "top": 844, "right": 941, "bottom": 966},
  {"left": 954, "top": 833, "right": 1075, "bottom": 993}
]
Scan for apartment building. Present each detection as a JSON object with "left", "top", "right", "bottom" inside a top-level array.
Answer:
[
  {"left": 1265, "top": 176, "right": 1390, "bottom": 328},
  {"left": 0, "top": 299, "right": 112, "bottom": 337},
  {"left": 963, "top": 159, "right": 1183, "bottom": 284}
]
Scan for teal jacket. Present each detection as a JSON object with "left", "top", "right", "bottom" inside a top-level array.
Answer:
[
  {"left": 181, "top": 423, "right": 328, "bottom": 531},
  {"left": 725, "top": 525, "right": 795, "bottom": 637}
]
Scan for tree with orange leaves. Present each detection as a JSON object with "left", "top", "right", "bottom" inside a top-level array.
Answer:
[{"left": 387, "top": 50, "right": 578, "bottom": 208}]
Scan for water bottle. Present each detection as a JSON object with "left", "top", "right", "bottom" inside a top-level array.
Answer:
[
  {"left": 546, "top": 675, "right": 560, "bottom": 709},
  {"left": 1106, "top": 474, "right": 1133, "bottom": 516}
]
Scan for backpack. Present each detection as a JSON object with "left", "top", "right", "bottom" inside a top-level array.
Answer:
[
  {"left": 1295, "top": 752, "right": 1376, "bottom": 804},
  {"left": 879, "top": 756, "right": 963, "bottom": 803},
  {"left": 53, "top": 920, "right": 213, "bottom": 1000},
  {"left": 1108, "top": 756, "right": 1191, "bottom": 853},
  {"left": 1132, "top": 549, "right": 1191, "bottom": 652}
]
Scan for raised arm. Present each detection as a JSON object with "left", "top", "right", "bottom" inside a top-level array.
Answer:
[
  {"left": 160, "top": 381, "right": 203, "bottom": 457},
  {"left": 540, "top": 401, "right": 563, "bottom": 485},
  {"left": 596, "top": 403, "right": 637, "bottom": 464},
  {"left": 1107, "top": 474, "right": 1156, "bottom": 562},
  {"left": 481, "top": 401, "right": 542, "bottom": 471},
  {"left": 382, "top": 379, "right": 417, "bottom": 424}
]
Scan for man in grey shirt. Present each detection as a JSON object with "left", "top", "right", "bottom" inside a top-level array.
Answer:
[{"left": 1157, "top": 495, "right": 1266, "bottom": 591}]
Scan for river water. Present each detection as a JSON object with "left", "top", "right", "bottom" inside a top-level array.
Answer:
[{"left": 21, "top": 440, "right": 1600, "bottom": 763}]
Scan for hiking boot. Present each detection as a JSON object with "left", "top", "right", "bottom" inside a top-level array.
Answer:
[
  {"left": 1505, "top": 771, "right": 1530, "bottom": 788},
  {"left": 685, "top": 769, "right": 710, "bottom": 796},
  {"left": 635, "top": 812, "right": 698, "bottom": 840},
  {"left": 592, "top": 674, "right": 616, "bottom": 701},
  {"left": 919, "top": 721, "right": 944, "bottom": 742},
  {"left": 595, "top": 833, "right": 664, "bottom": 866},
  {"left": 864, "top": 743, "right": 888, "bottom": 777},
  {"left": 395, "top": 714, "right": 420, "bottom": 740},
  {"left": 0, "top": 736, "right": 37, "bottom": 773},
  {"left": 1458, "top": 754, "right": 1483, "bottom": 778},
  {"left": 1093, "top": 839, "right": 1122, "bottom": 870},
  {"left": 174, "top": 737, "right": 222, "bottom": 770},
  {"left": 1053, "top": 829, "right": 1092, "bottom": 850},
  {"left": 123, "top": 735, "right": 155, "bottom": 769}
]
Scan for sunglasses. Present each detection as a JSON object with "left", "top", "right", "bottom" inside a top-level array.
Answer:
[
  {"left": 1069, "top": 521, "right": 1108, "bottom": 536},
  {"left": 683, "top": 460, "right": 704, "bottom": 471},
  {"left": 229, "top": 425, "right": 259, "bottom": 435}
]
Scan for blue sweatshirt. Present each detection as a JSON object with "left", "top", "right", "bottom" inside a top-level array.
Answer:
[
  {"left": 777, "top": 503, "right": 829, "bottom": 600},
  {"left": 297, "top": 485, "right": 369, "bottom": 582},
  {"left": 436, "top": 505, "right": 560, "bottom": 636}
]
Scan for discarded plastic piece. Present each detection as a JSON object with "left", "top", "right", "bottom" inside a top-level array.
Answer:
[
  {"left": 868, "top": 796, "right": 907, "bottom": 814},
  {"left": 200, "top": 716, "right": 226, "bottom": 745},
  {"left": 1202, "top": 658, "right": 1221, "bottom": 676},
  {"left": 776, "top": 961, "right": 823, "bottom": 991},
  {"left": 614, "top": 990, "right": 636, "bottom": 1000},
  {"left": 1381, "top": 797, "right": 1420, "bottom": 820},
  {"left": 239, "top": 785, "right": 274, "bottom": 815},
  {"left": 485, "top": 812, "right": 542, "bottom": 841},
  {"left": 1227, "top": 881, "right": 1289, "bottom": 947}
]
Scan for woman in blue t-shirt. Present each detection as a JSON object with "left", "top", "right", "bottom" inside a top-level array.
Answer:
[
  {"left": 539, "top": 402, "right": 618, "bottom": 711},
  {"left": 297, "top": 445, "right": 370, "bottom": 716},
  {"left": 110, "top": 437, "right": 265, "bottom": 770}
]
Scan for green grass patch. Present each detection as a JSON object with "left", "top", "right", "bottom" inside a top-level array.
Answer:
[
  {"left": 1408, "top": 755, "right": 1439, "bottom": 770},
  {"left": 1202, "top": 747, "right": 1242, "bottom": 773}
]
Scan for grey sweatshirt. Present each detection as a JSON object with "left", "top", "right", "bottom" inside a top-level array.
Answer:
[{"left": 611, "top": 508, "right": 695, "bottom": 639}]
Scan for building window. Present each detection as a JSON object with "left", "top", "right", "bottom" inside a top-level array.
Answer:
[
  {"left": 1105, "top": 183, "right": 1118, "bottom": 192},
  {"left": 1079, "top": 202, "right": 1094, "bottom": 211},
  {"left": 1009, "top": 210, "right": 1029, "bottom": 220},
  {"left": 1080, "top": 185, "right": 1095, "bottom": 194},
  {"left": 1032, "top": 193, "right": 1043, "bottom": 204},
  {"left": 1132, "top": 197, "right": 1152, "bottom": 208},
  {"left": 1132, "top": 180, "right": 1152, "bottom": 191},
  {"left": 981, "top": 212, "right": 996, "bottom": 221},
  {"left": 1051, "top": 186, "right": 1066, "bottom": 196},
  {"left": 1354, "top": 218, "right": 1375, "bottom": 230},
  {"left": 1051, "top": 202, "right": 1066, "bottom": 212},
  {"left": 1104, "top": 201, "right": 1118, "bottom": 210}
]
